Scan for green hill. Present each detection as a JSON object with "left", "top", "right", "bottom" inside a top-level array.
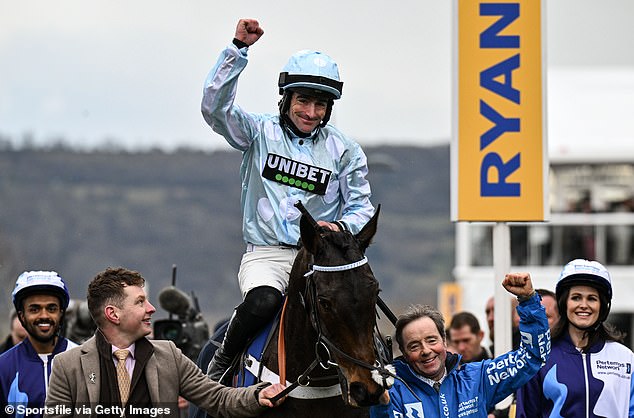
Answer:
[{"left": 0, "top": 145, "right": 453, "bottom": 334}]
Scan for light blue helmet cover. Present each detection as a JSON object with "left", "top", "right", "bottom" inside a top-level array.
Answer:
[{"left": 278, "top": 50, "right": 343, "bottom": 99}]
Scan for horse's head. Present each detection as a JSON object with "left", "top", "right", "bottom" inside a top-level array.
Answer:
[{"left": 295, "top": 203, "right": 390, "bottom": 407}]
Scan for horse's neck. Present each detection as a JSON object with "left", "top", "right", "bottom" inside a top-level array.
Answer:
[
  {"left": 284, "top": 281, "right": 317, "bottom": 353},
  {"left": 281, "top": 257, "right": 325, "bottom": 378}
]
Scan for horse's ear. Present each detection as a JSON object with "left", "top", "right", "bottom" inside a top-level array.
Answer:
[
  {"left": 356, "top": 204, "right": 380, "bottom": 252},
  {"left": 300, "top": 213, "right": 320, "bottom": 254}
]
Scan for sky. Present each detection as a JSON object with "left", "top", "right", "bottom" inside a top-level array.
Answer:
[{"left": 1, "top": 0, "right": 633, "bottom": 152}]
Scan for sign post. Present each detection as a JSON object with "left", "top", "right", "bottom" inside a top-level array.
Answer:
[{"left": 451, "top": 0, "right": 548, "bottom": 409}]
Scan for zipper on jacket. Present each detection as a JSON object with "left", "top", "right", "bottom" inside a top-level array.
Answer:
[
  {"left": 42, "top": 354, "right": 50, "bottom": 396},
  {"left": 581, "top": 352, "right": 589, "bottom": 418}
]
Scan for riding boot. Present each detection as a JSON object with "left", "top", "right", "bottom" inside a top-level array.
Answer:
[
  {"left": 206, "top": 310, "right": 250, "bottom": 384},
  {"left": 207, "top": 286, "right": 283, "bottom": 384}
]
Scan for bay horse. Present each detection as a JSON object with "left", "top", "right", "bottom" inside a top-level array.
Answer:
[{"left": 244, "top": 202, "right": 391, "bottom": 417}]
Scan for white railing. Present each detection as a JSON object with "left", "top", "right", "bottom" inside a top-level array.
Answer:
[
  {"left": 459, "top": 212, "right": 634, "bottom": 268},
  {"left": 454, "top": 213, "right": 634, "bottom": 319}
]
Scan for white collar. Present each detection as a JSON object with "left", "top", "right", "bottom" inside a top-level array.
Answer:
[{"left": 416, "top": 366, "right": 447, "bottom": 388}]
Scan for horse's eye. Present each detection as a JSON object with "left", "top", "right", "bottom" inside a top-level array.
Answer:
[{"left": 318, "top": 297, "right": 331, "bottom": 311}]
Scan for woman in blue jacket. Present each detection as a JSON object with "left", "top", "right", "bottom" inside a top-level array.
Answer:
[
  {"left": 371, "top": 272, "right": 549, "bottom": 418},
  {"left": 516, "top": 259, "right": 634, "bottom": 417}
]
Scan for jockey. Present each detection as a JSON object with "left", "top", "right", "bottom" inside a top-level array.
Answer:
[
  {"left": 201, "top": 18, "right": 375, "bottom": 382},
  {"left": 0, "top": 271, "right": 77, "bottom": 417}
]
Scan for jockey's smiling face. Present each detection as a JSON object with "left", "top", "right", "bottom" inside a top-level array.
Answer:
[{"left": 287, "top": 92, "right": 328, "bottom": 134}]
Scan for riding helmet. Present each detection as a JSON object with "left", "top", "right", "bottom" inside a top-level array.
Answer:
[
  {"left": 555, "top": 259, "right": 612, "bottom": 326},
  {"left": 12, "top": 270, "right": 70, "bottom": 312}
]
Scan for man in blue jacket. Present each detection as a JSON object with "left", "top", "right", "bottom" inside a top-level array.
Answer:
[
  {"left": 0, "top": 271, "right": 77, "bottom": 418},
  {"left": 371, "top": 272, "right": 550, "bottom": 418}
]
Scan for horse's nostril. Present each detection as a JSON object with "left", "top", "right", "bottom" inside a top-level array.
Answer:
[
  {"left": 349, "top": 382, "right": 369, "bottom": 405},
  {"left": 349, "top": 381, "right": 386, "bottom": 407}
]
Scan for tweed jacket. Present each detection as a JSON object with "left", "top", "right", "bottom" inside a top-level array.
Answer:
[{"left": 44, "top": 336, "right": 266, "bottom": 418}]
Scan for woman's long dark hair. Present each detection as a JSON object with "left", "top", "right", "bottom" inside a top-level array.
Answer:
[{"left": 551, "top": 286, "right": 625, "bottom": 352}]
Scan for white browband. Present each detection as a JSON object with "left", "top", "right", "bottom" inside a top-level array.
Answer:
[{"left": 304, "top": 256, "right": 368, "bottom": 276}]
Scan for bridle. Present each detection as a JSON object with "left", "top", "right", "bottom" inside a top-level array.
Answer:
[
  {"left": 270, "top": 255, "right": 395, "bottom": 404},
  {"left": 304, "top": 256, "right": 374, "bottom": 371}
]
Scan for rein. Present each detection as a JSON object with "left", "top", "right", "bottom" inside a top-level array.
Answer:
[{"left": 269, "top": 255, "right": 395, "bottom": 405}]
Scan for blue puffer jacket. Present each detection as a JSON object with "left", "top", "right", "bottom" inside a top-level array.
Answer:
[
  {"left": 371, "top": 294, "right": 549, "bottom": 418},
  {"left": 516, "top": 331, "right": 634, "bottom": 417},
  {"left": 0, "top": 337, "right": 76, "bottom": 418}
]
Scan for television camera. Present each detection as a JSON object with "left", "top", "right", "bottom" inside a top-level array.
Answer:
[
  {"left": 63, "top": 299, "right": 97, "bottom": 344},
  {"left": 153, "top": 265, "right": 209, "bottom": 361}
]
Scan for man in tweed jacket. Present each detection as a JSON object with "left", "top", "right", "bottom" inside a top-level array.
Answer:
[{"left": 44, "top": 267, "right": 285, "bottom": 418}]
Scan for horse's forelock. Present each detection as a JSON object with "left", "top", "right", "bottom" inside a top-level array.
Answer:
[{"left": 317, "top": 230, "right": 362, "bottom": 260}]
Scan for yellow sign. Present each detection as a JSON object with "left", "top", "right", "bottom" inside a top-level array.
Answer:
[
  {"left": 438, "top": 282, "right": 463, "bottom": 323},
  {"left": 452, "top": 0, "right": 548, "bottom": 221}
]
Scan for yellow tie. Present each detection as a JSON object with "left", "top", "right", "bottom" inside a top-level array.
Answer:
[{"left": 114, "top": 349, "right": 131, "bottom": 405}]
